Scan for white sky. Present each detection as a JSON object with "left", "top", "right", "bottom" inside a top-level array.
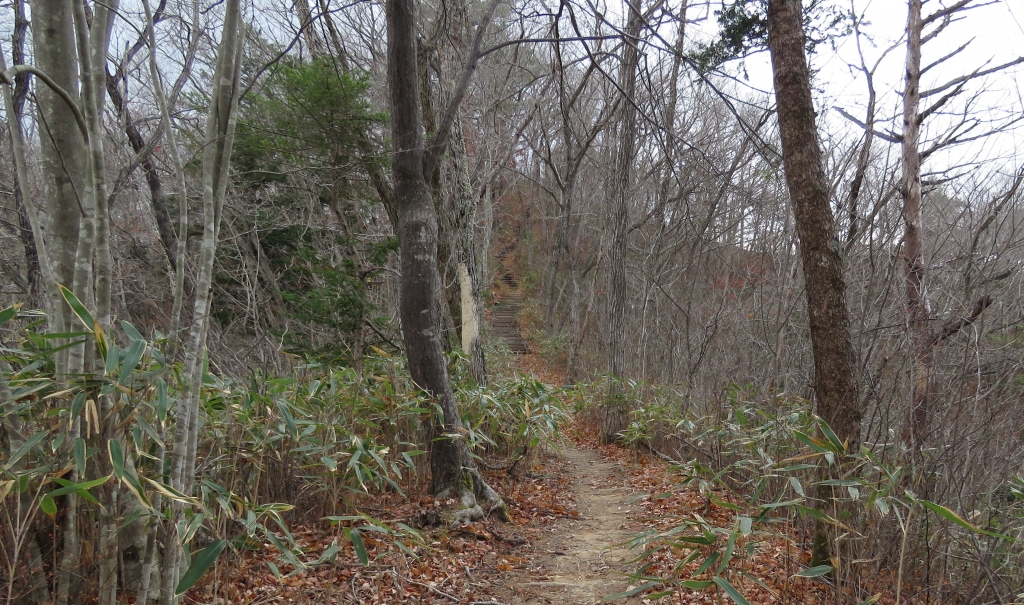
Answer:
[{"left": 690, "top": 0, "right": 1024, "bottom": 177}]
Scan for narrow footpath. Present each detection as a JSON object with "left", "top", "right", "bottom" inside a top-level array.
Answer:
[{"left": 496, "top": 447, "right": 643, "bottom": 605}]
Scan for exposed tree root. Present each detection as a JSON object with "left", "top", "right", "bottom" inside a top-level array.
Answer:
[{"left": 435, "top": 468, "right": 510, "bottom": 526}]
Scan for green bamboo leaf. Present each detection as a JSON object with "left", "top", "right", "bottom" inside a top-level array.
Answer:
[
  {"left": 118, "top": 339, "right": 147, "bottom": 385},
  {"left": 793, "top": 430, "right": 829, "bottom": 453},
  {"left": 108, "top": 439, "right": 124, "bottom": 480},
  {"left": 156, "top": 378, "right": 169, "bottom": 422},
  {"left": 348, "top": 528, "right": 369, "bottom": 566},
  {"left": 142, "top": 477, "right": 197, "bottom": 505},
  {"left": 679, "top": 579, "right": 714, "bottom": 589},
  {"left": 48, "top": 476, "right": 109, "bottom": 502},
  {"left": 693, "top": 551, "right": 720, "bottom": 576},
  {"left": 815, "top": 416, "right": 845, "bottom": 453},
  {"left": 58, "top": 285, "right": 95, "bottom": 330},
  {"left": 105, "top": 343, "right": 120, "bottom": 374},
  {"left": 119, "top": 320, "right": 144, "bottom": 342},
  {"left": 118, "top": 472, "right": 151, "bottom": 509},
  {"left": 718, "top": 527, "right": 738, "bottom": 574},
  {"left": 314, "top": 540, "right": 341, "bottom": 564},
  {"left": 795, "top": 565, "right": 833, "bottom": 577},
  {"left": 712, "top": 576, "right": 752, "bottom": 605},
  {"left": 395, "top": 522, "right": 425, "bottom": 543},
  {"left": 920, "top": 499, "right": 1014, "bottom": 541},
  {"left": 0, "top": 304, "right": 21, "bottom": 327},
  {"left": 275, "top": 399, "right": 298, "bottom": 439},
  {"left": 175, "top": 539, "right": 227, "bottom": 595},
  {"left": 4, "top": 431, "right": 46, "bottom": 471},
  {"left": 182, "top": 513, "right": 206, "bottom": 543},
  {"left": 40, "top": 496, "right": 57, "bottom": 515},
  {"left": 789, "top": 476, "right": 804, "bottom": 496}
]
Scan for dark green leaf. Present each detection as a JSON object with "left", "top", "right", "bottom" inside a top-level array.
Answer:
[
  {"left": 118, "top": 339, "right": 147, "bottom": 384},
  {"left": 108, "top": 439, "right": 124, "bottom": 480},
  {"left": 0, "top": 304, "right": 20, "bottom": 327},
  {"left": 693, "top": 551, "right": 719, "bottom": 576},
  {"left": 175, "top": 539, "right": 228, "bottom": 595},
  {"left": 920, "top": 499, "right": 1014, "bottom": 541},
  {"left": 119, "top": 320, "right": 144, "bottom": 342},
  {"left": 4, "top": 431, "right": 46, "bottom": 471},
  {"left": 713, "top": 576, "right": 752, "bottom": 605}
]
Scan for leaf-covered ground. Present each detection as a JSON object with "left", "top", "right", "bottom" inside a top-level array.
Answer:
[{"left": 193, "top": 356, "right": 844, "bottom": 604}]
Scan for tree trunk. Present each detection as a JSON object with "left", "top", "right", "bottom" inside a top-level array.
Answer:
[
  {"left": 901, "top": 0, "right": 932, "bottom": 452},
  {"left": 766, "top": 0, "right": 862, "bottom": 570},
  {"left": 29, "top": 2, "right": 86, "bottom": 601},
  {"left": 31, "top": 0, "right": 84, "bottom": 377},
  {"left": 603, "top": 0, "right": 643, "bottom": 444},
  {"left": 448, "top": 120, "right": 487, "bottom": 384},
  {"left": 8, "top": 0, "right": 41, "bottom": 303},
  {"left": 386, "top": 0, "right": 506, "bottom": 519},
  {"left": 766, "top": 0, "right": 861, "bottom": 449}
]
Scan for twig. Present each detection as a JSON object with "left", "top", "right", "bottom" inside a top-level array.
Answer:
[
  {"left": 406, "top": 578, "right": 459, "bottom": 602},
  {"left": 487, "top": 527, "right": 528, "bottom": 545}
]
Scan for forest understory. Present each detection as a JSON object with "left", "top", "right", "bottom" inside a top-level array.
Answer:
[
  {"left": 3, "top": 0, "right": 1024, "bottom": 603},
  {"left": 181, "top": 353, "right": 839, "bottom": 605}
]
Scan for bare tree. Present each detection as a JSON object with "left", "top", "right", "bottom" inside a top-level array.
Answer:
[{"left": 898, "top": 0, "right": 1024, "bottom": 453}]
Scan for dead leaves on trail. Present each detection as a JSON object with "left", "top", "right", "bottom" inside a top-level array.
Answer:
[
  {"left": 570, "top": 420, "right": 834, "bottom": 605},
  {"left": 195, "top": 460, "right": 579, "bottom": 604},
  {"left": 199, "top": 412, "right": 839, "bottom": 605}
]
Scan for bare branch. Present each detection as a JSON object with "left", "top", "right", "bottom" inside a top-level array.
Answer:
[
  {"left": 834, "top": 106, "right": 902, "bottom": 143},
  {"left": 921, "top": 39, "right": 970, "bottom": 75},
  {"left": 1, "top": 65, "right": 88, "bottom": 138},
  {"left": 932, "top": 296, "right": 994, "bottom": 345},
  {"left": 921, "top": 56, "right": 1024, "bottom": 98},
  {"left": 423, "top": 0, "right": 501, "bottom": 178}
]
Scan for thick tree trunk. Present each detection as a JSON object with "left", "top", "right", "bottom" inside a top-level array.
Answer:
[
  {"left": 443, "top": 83, "right": 487, "bottom": 385},
  {"left": 766, "top": 0, "right": 861, "bottom": 448},
  {"left": 32, "top": 0, "right": 84, "bottom": 376},
  {"left": 766, "top": 0, "right": 862, "bottom": 570},
  {"left": 603, "top": 0, "right": 643, "bottom": 444},
  {"left": 293, "top": 0, "right": 326, "bottom": 56},
  {"left": 29, "top": 3, "right": 86, "bottom": 601},
  {"left": 387, "top": 0, "right": 506, "bottom": 519}
]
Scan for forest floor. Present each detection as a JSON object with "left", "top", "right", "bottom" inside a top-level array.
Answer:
[{"left": 199, "top": 353, "right": 836, "bottom": 605}]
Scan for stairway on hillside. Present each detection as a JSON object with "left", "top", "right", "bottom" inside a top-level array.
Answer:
[{"left": 489, "top": 258, "right": 529, "bottom": 354}]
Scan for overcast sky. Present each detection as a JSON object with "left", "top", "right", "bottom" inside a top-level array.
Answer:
[{"left": 689, "top": 0, "right": 1024, "bottom": 179}]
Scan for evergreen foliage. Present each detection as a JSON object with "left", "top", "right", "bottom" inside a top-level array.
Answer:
[{"left": 229, "top": 57, "right": 394, "bottom": 362}]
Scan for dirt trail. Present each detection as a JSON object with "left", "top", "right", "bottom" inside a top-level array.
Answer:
[{"left": 498, "top": 448, "right": 643, "bottom": 605}]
